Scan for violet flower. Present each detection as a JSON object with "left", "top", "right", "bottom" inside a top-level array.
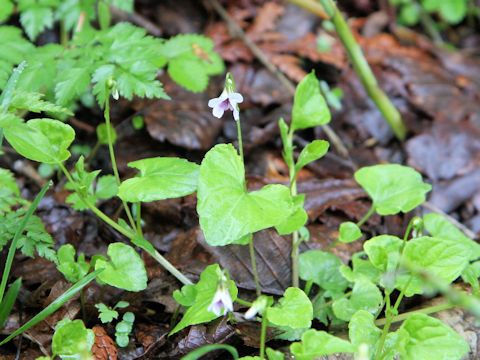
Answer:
[
  {"left": 207, "top": 285, "right": 233, "bottom": 316},
  {"left": 208, "top": 73, "right": 243, "bottom": 121}
]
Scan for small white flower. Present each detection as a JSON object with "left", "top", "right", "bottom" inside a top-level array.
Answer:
[
  {"left": 207, "top": 285, "right": 233, "bottom": 316},
  {"left": 208, "top": 89, "right": 243, "bottom": 121},
  {"left": 244, "top": 296, "right": 269, "bottom": 320}
]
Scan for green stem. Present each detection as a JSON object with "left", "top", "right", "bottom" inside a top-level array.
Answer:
[
  {"left": 416, "top": 1, "right": 443, "bottom": 45},
  {"left": 356, "top": 204, "right": 375, "bottom": 227},
  {"left": 249, "top": 237, "right": 262, "bottom": 296},
  {"left": 374, "top": 292, "right": 392, "bottom": 360},
  {"left": 259, "top": 314, "right": 268, "bottom": 359},
  {"left": 135, "top": 202, "right": 143, "bottom": 236},
  {"left": 235, "top": 297, "right": 254, "bottom": 307},
  {"left": 104, "top": 97, "right": 136, "bottom": 230},
  {"left": 318, "top": 0, "right": 407, "bottom": 140},
  {"left": 0, "top": 181, "right": 51, "bottom": 304},
  {"left": 236, "top": 118, "right": 244, "bottom": 163},
  {"left": 287, "top": 129, "right": 302, "bottom": 288},
  {"left": 375, "top": 301, "right": 454, "bottom": 326},
  {"left": 58, "top": 163, "right": 192, "bottom": 285}
]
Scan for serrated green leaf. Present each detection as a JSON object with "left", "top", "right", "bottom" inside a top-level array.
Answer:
[
  {"left": 267, "top": 288, "right": 313, "bottom": 329},
  {"left": 95, "top": 242, "right": 148, "bottom": 292},
  {"left": 52, "top": 319, "right": 95, "bottom": 359},
  {"left": 0, "top": 26, "right": 34, "bottom": 89},
  {"left": 10, "top": 90, "right": 73, "bottom": 117},
  {"left": 168, "top": 57, "right": 208, "bottom": 92},
  {"left": 55, "top": 67, "right": 91, "bottom": 105},
  {"left": 364, "top": 235, "right": 402, "bottom": 273},
  {"left": 118, "top": 157, "right": 199, "bottom": 203},
  {"left": 4, "top": 118, "right": 75, "bottom": 164},
  {"left": 290, "top": 329, "right": 354, "bottom": 360},
  {"left": 354, "top": 164, "right": 432, "bottom": 215},
  {"left": 18, "top": 0, "right": 56, "bottom": 41},
  {"left": 171, "top": 264, "right": 238, "bottom": 334},
  {"left": 95, "top": 303, "right": 119, "bottom": 323},
  {"left": 332, "top": 279, "right": 383, "bottom": 321},
  {"left": 398, "top": 313, "right": 469, "bottom": 360},
  {"left": 299, "top": 250, "right": 348, "bottom": 292},
  {"left": 197, "top": 144, "right": 296, "bottom": 246},
  {"left": 338, "top": 221, "right": 362, "bottom": 243},
  {"left": 292, "top": 72, "right": 331, "bottom": 131},
  {"left": 295, "top": 140, "right": 329, "bottom": 173}
]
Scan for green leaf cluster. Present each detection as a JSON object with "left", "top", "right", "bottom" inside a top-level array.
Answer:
[
  {"left": 391, "top": 0, "right": 469, "bottom": 26},
  {"left": 0, "top": 168, "right": 24, "bottom": 214},
  {"left": 0, "top": 209, "right": 56, "bottom": 262},
  {"left": 115, "top": 311, "right": 135, "bottom": 347},
  {"left": 65, "top": 157, "right": 118, "bottom": 210}
]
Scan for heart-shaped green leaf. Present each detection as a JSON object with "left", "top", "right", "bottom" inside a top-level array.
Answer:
[
  {"left": 354, "top": 164, "right": 431, "bottom": 215},
  {"left": 332, "top": 279, "right": 383, "bottom": 321},
  {"left": 197, "top": 144, "right": 296, "bottom": 246},
  {"left": 4, "top": 118, "right": 75, "bottom": 164},
  {"left": 267, "top": 287, "right": 313, "bottom": 329},
  {"left": 292, "top": 72, "right": 331, "bottom": 131},
  {"left": 95, "top": 243, "right": 147, "bottom": 292},
  {"left": 118, "top": 157, "right": 199, "bottom": 203},
  {"left": 299, "top": 250, "right": 348, "bottom": 292}
]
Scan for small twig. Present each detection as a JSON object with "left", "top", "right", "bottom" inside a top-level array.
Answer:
[
  {"left": 422, "top": 201, "right": 477, "bottom": 240},
  {"left": 206, "top": 0, "right": 350, "bottom": 158}
]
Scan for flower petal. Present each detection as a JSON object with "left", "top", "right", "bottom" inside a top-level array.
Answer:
[
  {"left": 232, "top": 106, "right": 240, "bottom": 121},
  {"left": 212, "top": 102, "right": 227, "bottom": 118},
  {"left": 229, "top": 92, "right": 243, "bottom": 103},
  {"left": 208, "top": 97, "right": 222, "bottom": 108}
]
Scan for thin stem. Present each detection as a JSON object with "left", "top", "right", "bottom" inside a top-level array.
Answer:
[
  {"left": 135, "top": 202, "right": 143, "bottom": 236},
  {"left": 0, "top": 181, "right": 51, "bottom": 304},
  {"left": 103, "top": 97, "right": 136, "bottom": 229},
  {"left": 150, "top": 250, "right": 192, "bottom": 285},
  {"left": 318, "top": 0, "right": 407, "bottom": 140},
  {"left": 249, "top": 238, "right": 261, "bottom": 296},
  {"left": 416, "top": 1, "right": 443, "bottom": 45},
  {"left": 356, "top": 204, "right": 375, "bottom": 227},
  {"left": 287, "top": 129, "right": 302, "bottom": 288},
  {"left": 235, "top": 297, "right": 253, "bottom": 307},
  {"left": 375, "top": 302, "right": 454, "bottom": 326},
  {"left": 59, "top": 163, "right": 192, "bottom": 285},
  {"left": 374, "top": 292, "right": 392, "bottom": 360},
  {"left": 259, "top": 314, "right": 268, "bottom": 359},
  {"left": 236, "top": 118, "right": 244, "bottom": 163}
]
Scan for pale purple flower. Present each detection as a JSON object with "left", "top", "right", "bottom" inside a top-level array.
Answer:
[
  {"left": 208, "top": 90, "right": 243, "bottom": 121},
  {"left": 207, "top": 285, "right": 233, "bottom": 316}
]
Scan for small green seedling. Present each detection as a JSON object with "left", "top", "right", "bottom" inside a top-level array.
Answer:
[
  {"left": 115, "top": 311, "right": 135, "bottom": 348},
  {"left": 95, "top": 300, "right": 130, "bottom": 323}
]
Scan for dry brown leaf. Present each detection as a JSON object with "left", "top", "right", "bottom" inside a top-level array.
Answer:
[{"left": 92, "top": 326, "right": 118, "bottom": 360}]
